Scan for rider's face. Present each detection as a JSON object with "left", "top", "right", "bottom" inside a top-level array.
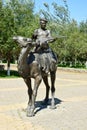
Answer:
[{"left": 40, "top": 21, "right": 46, "bottom": 29}]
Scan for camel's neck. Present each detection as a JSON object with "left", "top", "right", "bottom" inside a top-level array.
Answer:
[{"left": 18, "top": 46, "right": 30, "bottom": 66}]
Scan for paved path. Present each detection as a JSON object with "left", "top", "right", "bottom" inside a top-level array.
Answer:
[{"left": 0, "top": 70, "right": 87, "bottom": 130}]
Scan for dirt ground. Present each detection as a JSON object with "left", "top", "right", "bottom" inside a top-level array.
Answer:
[{"left": 0, "top": 68, "right": 87, "bottom": 130}]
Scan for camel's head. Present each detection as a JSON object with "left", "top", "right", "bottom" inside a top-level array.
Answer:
[{"left": 13, "top": 36, "right": 32, "bottom": 47}]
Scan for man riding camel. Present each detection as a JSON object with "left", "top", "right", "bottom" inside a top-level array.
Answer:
[{"left": 28, "top": 18, "right": 58, "bottom": 73}]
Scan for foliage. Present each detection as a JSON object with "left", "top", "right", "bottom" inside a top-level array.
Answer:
[
  {"left": 0, "top": 0, "right": 36, "bottom": 74},
  {"left": 0, "top": 0, "right": 87, "bottom": 70}
]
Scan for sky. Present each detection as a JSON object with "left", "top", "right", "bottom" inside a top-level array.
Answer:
[{"left": 34, "top": 0, "right": 87, "bottom": 23}]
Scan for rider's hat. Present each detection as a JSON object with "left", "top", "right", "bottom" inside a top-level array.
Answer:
[{"left": 40, "top": 18, "right": 48, "bottom": 23}]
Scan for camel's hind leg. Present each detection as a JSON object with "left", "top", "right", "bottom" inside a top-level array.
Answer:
[
  {"left": 50, "top": 71, "right": 56, "bottom": 109},
  {"left": 42, "top": 75, "right": 50, "bottom": 105}
]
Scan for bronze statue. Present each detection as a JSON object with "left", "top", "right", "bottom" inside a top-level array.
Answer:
[
  {"left": 31, "top": 18, "right": 57, "bottom": 73},
  {"left": 13, "top": 18, "right": 58, "bottom": 117}
]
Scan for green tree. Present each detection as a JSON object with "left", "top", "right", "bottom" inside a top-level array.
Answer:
[
  {"left": 79, "top": 20, "right": 87, "bottom": 33},
  {"left": 0, "top": 0, "right": 35, "bottom": 75},
  {"left": 63, "top": 19, "right": 87, "bottom": 66}
]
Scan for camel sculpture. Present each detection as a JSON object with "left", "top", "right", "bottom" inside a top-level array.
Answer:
[{"left": 13, "top": 36, "right": 57, "bottom": 117}]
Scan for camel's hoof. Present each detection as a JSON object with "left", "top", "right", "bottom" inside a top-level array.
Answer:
[
  {"left": 50, "top": 105, "right": 56, "bottom": 109},
  {"left": 27, "top": 112, "right": 35, "bottom": 117},
  {"left": 26, "top": 108, "right": 35, "bottom": 117}
]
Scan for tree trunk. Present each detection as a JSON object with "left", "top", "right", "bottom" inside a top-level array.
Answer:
[{"left": 7, "top": 59, "right": 10, "bottom": 76}]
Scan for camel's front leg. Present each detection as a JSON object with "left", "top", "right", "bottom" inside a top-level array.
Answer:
[
  {"left": 24, "top": 78, "right": 33, "bottom": 116},
  {"left": 29, "top": 75, "right": 42, "bottom": 116}
]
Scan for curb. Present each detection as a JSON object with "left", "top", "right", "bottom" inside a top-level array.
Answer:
[{"left": 58, "top": 67, "right": 87, "bottom": 73}]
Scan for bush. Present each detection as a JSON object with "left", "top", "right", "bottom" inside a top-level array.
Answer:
[
  {"left": 58, "top": 61, "right": 86, "bottom": 68},
  {"left": 0, "top": 70, "right": 20, "bottom": 78}
]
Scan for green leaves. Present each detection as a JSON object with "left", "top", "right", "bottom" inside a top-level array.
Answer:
[
  {"left": 0, "top": 0, "right": 35, "bottom": 61},
  {"left": 0, "top": 0, "right": 87, "bottom": 66}
]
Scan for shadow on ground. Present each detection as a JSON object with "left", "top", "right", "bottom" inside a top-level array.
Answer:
[{"left": 34, "top": 98, "right": 62, "bottom": 114}]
